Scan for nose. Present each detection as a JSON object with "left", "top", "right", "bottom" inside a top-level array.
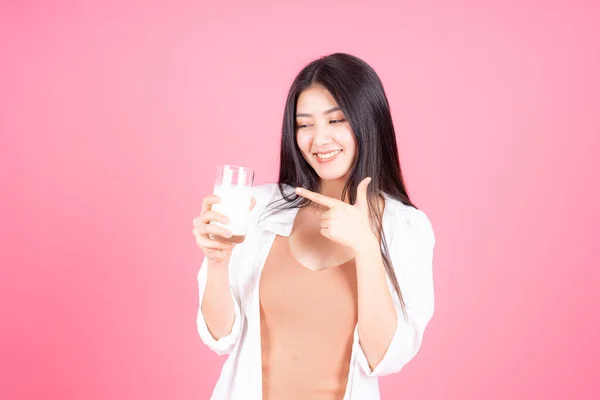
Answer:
[{"left": 313, "top": 123, "right": 334, "bottom": 146}]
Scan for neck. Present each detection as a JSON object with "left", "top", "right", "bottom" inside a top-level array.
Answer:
[{"left": 319, "top": 178, "right": 350, "bottom": 203}]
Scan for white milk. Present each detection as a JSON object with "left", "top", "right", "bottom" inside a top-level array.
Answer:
[{"left": 210, "top": 183, "right": 253, "bottom": 237}]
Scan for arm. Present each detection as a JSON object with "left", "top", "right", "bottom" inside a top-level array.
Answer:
[
  {"left": 292, "top": 182, "right": 435, "bottom": 375},
  {"left": 196, "top": 252, "right": 244, "bottom": 356},
  {"left": 354, "top": 209, "right": 436, "bottom": 377},
  {"left": 354, "top": 237, "right": 398, "bottom": 371},
  {"left": 195, "top": 183, "right": 275, "bottom": 356},
  {"left": 200, "top": 257, "right": 236, "bottom": 339}
]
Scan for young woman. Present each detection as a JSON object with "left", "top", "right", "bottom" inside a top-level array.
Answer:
[{"left": 192, "top": 53, "right": 436, "bottom": 400}]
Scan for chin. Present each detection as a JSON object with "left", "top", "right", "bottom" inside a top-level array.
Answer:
[
  {"left": 313, "top": 166, "right": 350, "bottom": 181},
  {"left": 317, "top": 173, "right": 345, "bottom": 181}
]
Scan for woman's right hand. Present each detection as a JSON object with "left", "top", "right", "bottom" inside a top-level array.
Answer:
[{"left": 192, "top": 195, "right": 255, "bottom": 264}]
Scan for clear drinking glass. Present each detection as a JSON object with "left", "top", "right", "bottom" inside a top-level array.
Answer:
[{"left": 209, "top": 164, "right": 255, "bottom": 244}]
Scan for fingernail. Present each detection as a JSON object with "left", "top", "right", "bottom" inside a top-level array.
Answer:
[
  {"left": 222, "top": 217, "right": 229, "bottom": 224},
  {"left": 226, "top": 231, "right": 233, "bottom": 237}
]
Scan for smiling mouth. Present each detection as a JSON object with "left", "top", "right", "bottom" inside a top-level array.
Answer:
[{"left": 314, "top": 149, "right": 342, "bottom": 160}]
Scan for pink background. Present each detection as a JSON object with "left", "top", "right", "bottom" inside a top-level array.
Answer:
[{"left": 1, "top": 0, "right": 599, "bottom": 399}]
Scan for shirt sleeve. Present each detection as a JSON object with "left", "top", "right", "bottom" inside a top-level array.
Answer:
[
  {"left": 354, "top": 208, "right": 436, "bottom": 377},
  {"left": 196, "top": 253, "right": 244, "bottom": 356}
]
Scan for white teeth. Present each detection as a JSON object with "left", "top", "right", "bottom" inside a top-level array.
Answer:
[{"left": 316, "top": 150, "right": 341, "bottom": 159}]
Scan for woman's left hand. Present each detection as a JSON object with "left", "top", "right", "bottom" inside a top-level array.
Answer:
[{"left": 295, "top": 177, "right": 378, "bottom": 254}]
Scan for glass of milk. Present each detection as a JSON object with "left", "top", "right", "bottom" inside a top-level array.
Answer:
[{"left": 209, "top": 164, "right": 255, "bottom": 244}]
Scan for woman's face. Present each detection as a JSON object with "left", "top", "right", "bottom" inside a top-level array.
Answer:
[{"left": 295, "top": 85, "right": 357, "bottom": 181}]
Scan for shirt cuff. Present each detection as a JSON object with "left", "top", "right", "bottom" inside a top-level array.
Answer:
[{"left": 353, "top": 306, "right": 422, "bottom": 377}]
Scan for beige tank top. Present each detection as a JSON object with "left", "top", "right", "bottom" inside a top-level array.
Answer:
[{"left": 259, "top": 234, "right": 359, "bottom": 400}]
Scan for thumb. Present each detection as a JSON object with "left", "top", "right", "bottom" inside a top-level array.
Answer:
[{"left": 355, "top": 177, "right": 371, "bottom": 211}]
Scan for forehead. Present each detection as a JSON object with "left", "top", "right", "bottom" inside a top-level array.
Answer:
[{"left": 296, "top": 86, "right": 340, "bottom": 114}]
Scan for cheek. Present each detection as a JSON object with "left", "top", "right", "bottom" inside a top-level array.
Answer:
[
  {"left": 296, "top": 132, "right": 313, "bottom": 153},
  {"left": 333, "top": 130, "right": 357, "bottom": 153}
]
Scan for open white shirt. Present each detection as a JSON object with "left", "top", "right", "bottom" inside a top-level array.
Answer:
[{"left": 197, "top": 183, "right": 436, "bottom": 399}]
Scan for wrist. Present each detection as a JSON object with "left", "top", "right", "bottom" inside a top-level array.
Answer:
[
  {"left": 353, "top": 233, "right": 380, "bottom": 257},
  {"left": 207, "top": 256, "right": 231, "bottom": 272}
]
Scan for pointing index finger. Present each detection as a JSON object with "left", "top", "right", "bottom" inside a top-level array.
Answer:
[{"left": 295, "top": 187, "right": 339, "bottom": 208}]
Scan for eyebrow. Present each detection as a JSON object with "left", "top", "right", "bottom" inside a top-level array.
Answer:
[{"left": 296, "top": 106, "right": 341, "bottom": 118}]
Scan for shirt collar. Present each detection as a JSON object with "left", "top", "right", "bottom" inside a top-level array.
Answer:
[{"left": 255, "top": 184, "right": 299, "bottom": 237}]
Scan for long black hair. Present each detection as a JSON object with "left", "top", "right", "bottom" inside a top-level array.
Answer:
[{"left": 264, "top": 52, "right": 416, "bottom": 316}]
